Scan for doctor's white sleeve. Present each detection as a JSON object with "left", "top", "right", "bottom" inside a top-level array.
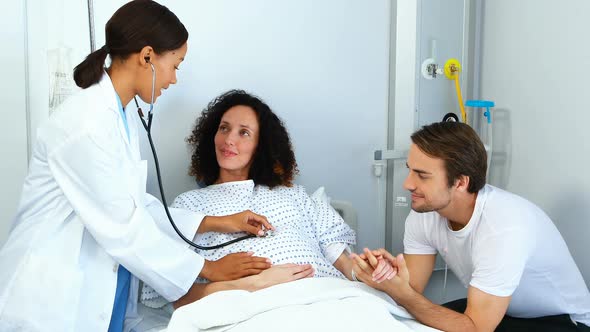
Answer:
[
  {"left": 47, "top": 130, "right": 204, "bottom": 302},
  {"left": 144, "top": 193, "right": 205, "bottom": 244}
]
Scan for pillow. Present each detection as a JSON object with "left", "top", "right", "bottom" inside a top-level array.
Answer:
[
  {"left": 311, "top": 186, "right": 331, "bottom": 205},
  {"left": 311, "top": 187, "right": 358, "bottom": 248}
]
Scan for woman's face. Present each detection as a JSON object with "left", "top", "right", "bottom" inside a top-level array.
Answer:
[
  {"left": 214, "top": 105, "right": 260, "bottom": 182},
  {"left": 138, "top": 42, "right": 187, "bottom": 104}
]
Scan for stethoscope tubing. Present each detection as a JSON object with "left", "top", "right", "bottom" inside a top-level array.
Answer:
[{"left": 133, "top": 63, "right": 255, "bottom": 251}]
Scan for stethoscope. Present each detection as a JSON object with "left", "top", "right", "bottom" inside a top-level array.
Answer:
[{"left": 132, "top": 58, "right": 260, "bottom": 250}]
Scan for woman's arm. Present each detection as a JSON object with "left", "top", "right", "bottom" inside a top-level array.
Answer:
[
  {"left": 197, "top": 210, "right": 274, "bottom": 236},
  {"left": 297, "top": 187, "right": 355, "bottom": 256},
  {"left": 173, "top": 263, "right": 314, "bottom": 309},
  {"left": 333, "top": 252, "right": 355, "bottom": 280},
  {"left": 171, "top": 193, "right": 274, "bottom": 238}
]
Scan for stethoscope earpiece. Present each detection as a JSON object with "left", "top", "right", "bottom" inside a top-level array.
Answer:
[{"left": 134, "top": 59, "right": 254, "bottom": 251}]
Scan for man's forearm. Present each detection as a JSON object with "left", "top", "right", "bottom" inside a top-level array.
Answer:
[{"left": 392, "top": 286, "right": 477, "bottom": 332}]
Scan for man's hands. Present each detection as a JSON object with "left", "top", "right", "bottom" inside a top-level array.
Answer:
[
  {"left": 350, "top": 248, "right": 412, "bottom": 299},
  {"left": 198, "top": 210, "right": 275, "bottom": 236},
  {"left": 200, "top": 252, "right": 271, "bottom": 282},
  {"left": 351, "top": 248, "right": 511, "bottom": 332}
]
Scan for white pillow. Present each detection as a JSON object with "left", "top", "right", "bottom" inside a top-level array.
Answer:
[
  {"left": 311, "top": 186, "right": 331, "bottom": 205},
  {"left": 311, "top": 186, "right": 357, "bottom": 252}
]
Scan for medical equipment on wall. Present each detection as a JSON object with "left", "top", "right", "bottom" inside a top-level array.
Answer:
[
  {"left": 420, "top": 53, "right": 496, "bottom": 170},
  {"left": 46, "top": 0, "right": 84, "bottom": 114},
  {"left": 422, "top": 56, "right": 467, "bottom": 123},
  {"left": 133, "top": 58, "right": 265, "bottom": 250},
  {"left": 48, "top": 47, "right": 78, "bottom": 115},
  {"left": 420, "top": 38, "right": 467, "bottom": 124},
  {"left": 444, "top": 58, "right": 466, "bottom": 123},
  {"left": 465, "top": 99, "right": 495, "bottom": 175}
]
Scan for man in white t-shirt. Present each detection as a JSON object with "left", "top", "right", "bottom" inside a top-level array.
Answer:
[{"left": 351, "top": 122, "right": 590, "bottom": 331}]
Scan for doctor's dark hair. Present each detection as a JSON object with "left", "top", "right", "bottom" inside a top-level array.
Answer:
[
  {"left": 411, "top": 122, "right": 487, "bottom": 193},
  {"left": 73, "top": 0, "right": 188, "bottom": 89},
  {"left": 187, "top": 90, "right": 298, "bottom": 188}
]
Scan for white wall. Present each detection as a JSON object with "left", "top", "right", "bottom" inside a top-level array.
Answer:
[
  {"left": 482, "top": 0, "right": 590, "bottom": 285},
  {"left": 0, "top": 2, "right": 28, "bottom": 245}
]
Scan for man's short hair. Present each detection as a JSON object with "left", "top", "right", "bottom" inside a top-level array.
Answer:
[{"left": 411, "top": 121, "right": 487, "bottom": 193}]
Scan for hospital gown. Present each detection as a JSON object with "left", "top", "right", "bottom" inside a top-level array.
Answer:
[{"left": 141, "top": 180, "right": 356, "bottom": 308}]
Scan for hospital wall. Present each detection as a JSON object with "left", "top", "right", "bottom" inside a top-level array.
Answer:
[
  {"left": 0, "top": 0, "right": 90, "bottom": 245},
  {"left": 0, "top": 2, "right": 28, "bottom": 245},
  {"left": 481, "top": 0, "right": 590, "bottom": 284}
]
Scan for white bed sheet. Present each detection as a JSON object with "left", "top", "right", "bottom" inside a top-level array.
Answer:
[{"left": 163, "top": 278, "right": 441, "bottom": 332}]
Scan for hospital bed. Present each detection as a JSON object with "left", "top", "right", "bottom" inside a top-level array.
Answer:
[
  {"left": 132, "top": 279, "right": 440, "bottom": 332},
  {"left": 162, "top": 277, "right": 441, "bottom": 332},
  {"left": 133, "top": 281, "right": 440, "bottom": 332},
  {"left": 129, "top": 193, "right": 441, "bottom": 332}
]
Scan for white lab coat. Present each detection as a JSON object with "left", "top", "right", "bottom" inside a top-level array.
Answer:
[{"left": 0, "top": 73, "right": 205, "bottom": 332}]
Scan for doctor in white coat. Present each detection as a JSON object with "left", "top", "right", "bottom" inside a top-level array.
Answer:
[{"left": 0, "top": 1, "right": 313, "bottom": 331}]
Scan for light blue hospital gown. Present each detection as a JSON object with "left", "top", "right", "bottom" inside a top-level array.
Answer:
[
  {"left": 140, "top": 180, "right": 356, "bottom": 307},
  {"left": 178, "top": 180, "right": 356, "bottom": 280}
]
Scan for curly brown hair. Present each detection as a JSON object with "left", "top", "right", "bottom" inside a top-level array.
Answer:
[{"left": 187, "top": 90, "right": 298, "bottom": 188}]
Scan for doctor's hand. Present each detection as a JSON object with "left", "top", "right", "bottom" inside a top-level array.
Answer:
[
  {"left": 199, "top": 210, "right": 275, "bottom": 237},
  {"left": 200, "top": 252, "right": 272, "bottom": 282}
]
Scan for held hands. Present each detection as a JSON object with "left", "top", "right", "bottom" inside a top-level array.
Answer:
[
  {"left": 200, "top": 210, "right": 275, "bottom": 236},
  {"left": 200, "top": 252, "right": 271, "bottom": 282},
  {"left": 349, "top": 248, "right": 397, "bottom": 284},
  {"left": 350, "top": 248, "right": 411, "bottom": 295}
]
